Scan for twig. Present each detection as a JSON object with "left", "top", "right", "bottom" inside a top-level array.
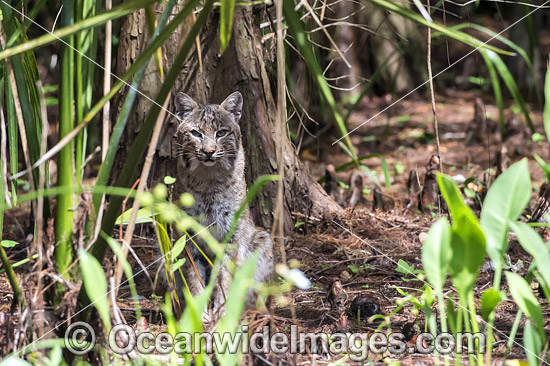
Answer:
[
  {"left": 426, "top": 0, "right": 442, "bottom": 172},
  {"left": 300, "top": 0, "right": 351, "bottom": 68}
]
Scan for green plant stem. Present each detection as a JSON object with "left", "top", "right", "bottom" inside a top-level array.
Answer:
[
  {"left": 75, "top": 0, "right": 85, "bottom": 187},
  {"left": 437, "top": 293, "right": 450, "bottom": 366},
  {"left": 54, "top": 0, "right": 75, "bottom": 288},
  {"left": 467, "top": 292, "right": 482, "bottom": 366},
  {"left": 485, "top": 311, "right": 496, "bottom": 365},
  {"left": 455, "top": 305, "right": 463, "bottom": 366}
]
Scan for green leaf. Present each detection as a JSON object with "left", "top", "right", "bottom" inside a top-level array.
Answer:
[
  {"left": 79, "top": 250, "right": 111, "bottom": 330},
  {"left": 164, "top": 176, "right": 176, "bottom": 185},
  {"left": 510, "top": 222, "right": 550, "bottom": 295},
  {"left": 348, "top": 264, "right": 359, "bottom": 274},
  {"left": 115, "top": 206, "right": 158, "bottom": 225},
  {"left": 481, "top": 159, "right": 531, "bottom": 274},
  {"left": 172, "top": 258, "right": 186, "bottom": 272},
  {"left": 480, "top": 288, "right": 503, "bottom": 320},
  {"left": 395, "top": 259, "right": 415, "bottom": 275},
  {"left": 523, "top": 321, "right": 542, "bottom": 366},
  {"left": 172, "top": 235, "right": 187, "bottom": 259},
  {"left": 505, "top": 272, "right": 545, "bottom": 343},
  {"left": 1, "top": 240, "right": 19, "bottom": 248},
  {"left": 437, "top": 173, "right": 486, "bottom": 295},
  {"left": 421, "top": 218, "right": 451, "bottom": 291},
  {"left": 219, "top": 0, "right": 236, "bottom": 53}
]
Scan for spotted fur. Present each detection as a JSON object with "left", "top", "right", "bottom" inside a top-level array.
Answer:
[{"left": 172, "top": 91, "right": 273, "bottom": 318}]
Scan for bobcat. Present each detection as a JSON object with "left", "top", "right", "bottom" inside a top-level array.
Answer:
[{"left": 171, "top": 91, "right": 273, "bottom": 319}]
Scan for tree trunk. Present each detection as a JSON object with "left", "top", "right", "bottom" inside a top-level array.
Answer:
[{"left": 112, "top": 6, "right": 342, "bottom": 230}]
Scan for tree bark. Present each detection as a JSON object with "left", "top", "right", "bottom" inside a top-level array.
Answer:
[{"left": 112, "top": 7, "right": 342, "bottom": 230}]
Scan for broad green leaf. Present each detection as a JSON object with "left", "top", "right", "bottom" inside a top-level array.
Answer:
[
  {"left": 523, "top": 320, "right": 542, "bottom": 366},
  {"left": 1, "top": 240, "right": 19, "bottom": 248},
  {"left": 219, "top": 0, "right": 237, "bottom": 53},
  {"left": 510, "top": 222, "right": 550, "bottom": 294},
  {"left": 172, "top": 235, "right": 187, "bottom": 259},
  {"left": 481, "top": 159, "right": 531, "bottom": 273},
  {"left": 480, "top": 288, "right": 503, "bottom": 320},
  {"left": 505, "top": 272, "right": 545, "bottom": 342},
  {"left": 115, "top": 206, "right": 157, "bottom": 225},
  {"left": 79, "top": 250, "right": 111, "bottom": 330},
  {"left": 172, "top": 258, "right": 186, "bottom": 272},
  {"left": 437, "top": 173, "right": 486, "bottom": 295},
  {"left": 164, "top": 176, "right": 176, "bottom": 185},
  {"left": 422, "top": 218, "right": 451, "bottom": 291},
  {"left": 216, "top": 252, "right": 259, "bottom": 365}
]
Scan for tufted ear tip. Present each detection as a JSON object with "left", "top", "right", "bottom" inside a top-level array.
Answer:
[
  {"left": 174, "top": 92, "right": 198, "bottom": 120},
  {"left": 221, "top": 91, "right": 243, "bottom": 123}
]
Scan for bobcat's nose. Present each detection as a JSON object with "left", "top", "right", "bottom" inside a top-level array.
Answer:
[{"left": 203, "top": 149, "right": 214, "bottom": 158}]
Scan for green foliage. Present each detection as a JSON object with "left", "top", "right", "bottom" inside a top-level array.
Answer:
[
  {"left": 421, "top": 218, "right": 450, "bottom": 291},
  {"left": 437, "top": 173, "right": 486, "bottom": 296},
  {"left": 505, "top": 272, "right": 545, "bottom": 342},
  {"left": 219, "top": 0, "right": 237, "bottom": 53},
  {"left": 79, "top": 250, "right": 111, "bottom": 330},
  {"left": 480, "top": 159, "right": 531, "bottom": 287},
  {"left": 480, "top": 288, "right": 503, "bottom": 320}
]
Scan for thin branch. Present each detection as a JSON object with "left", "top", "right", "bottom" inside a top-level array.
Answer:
[{"left": 427, "top": 0, "right": 442, "bottom": 172}]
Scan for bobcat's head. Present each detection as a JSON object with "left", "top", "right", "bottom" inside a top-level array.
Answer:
[{"left": 174, "top": 92, "right": 243, "bottom": 170}]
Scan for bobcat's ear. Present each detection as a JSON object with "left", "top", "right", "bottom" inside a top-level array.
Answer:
[
  {"left": 174, "top": 92, "right": 198, "bottom": 120},
  {"left": 221, "top": 91, "right": 243, "bottom": 123}
]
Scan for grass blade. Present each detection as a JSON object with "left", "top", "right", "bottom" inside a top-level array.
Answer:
[
  {"left": 220, "top": 0, "right": 237, "bottom": 53},
  {"left": 480, "top": 50, "right": 505, "bottom": 137},
  {"left": 0, "top": 0, "right": 157, "bottom": 61},
  {"left": 544, "top": 54, "right": 550, "bottom": 143},
  {"left": 485, "top": 50, "right": 534, "bottom": 133},
  {"left": 368, "top": 0, "right": 513, "bottom": 56}
]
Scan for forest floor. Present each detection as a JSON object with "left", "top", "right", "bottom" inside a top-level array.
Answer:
[{"left": 0, "top": 90, "right": 548, "bottom": 365}]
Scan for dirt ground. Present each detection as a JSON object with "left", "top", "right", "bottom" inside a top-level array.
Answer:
[{"left": 1, "top": 90, "right": 549, "bottom": 364}]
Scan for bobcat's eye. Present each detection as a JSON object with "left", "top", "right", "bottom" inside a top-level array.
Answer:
[
  {"left": 216, "top": 130, "right": 227, "bottom": 138},
  {"left": 191, "top": 130, "right": 202, "bottom": 138}
]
